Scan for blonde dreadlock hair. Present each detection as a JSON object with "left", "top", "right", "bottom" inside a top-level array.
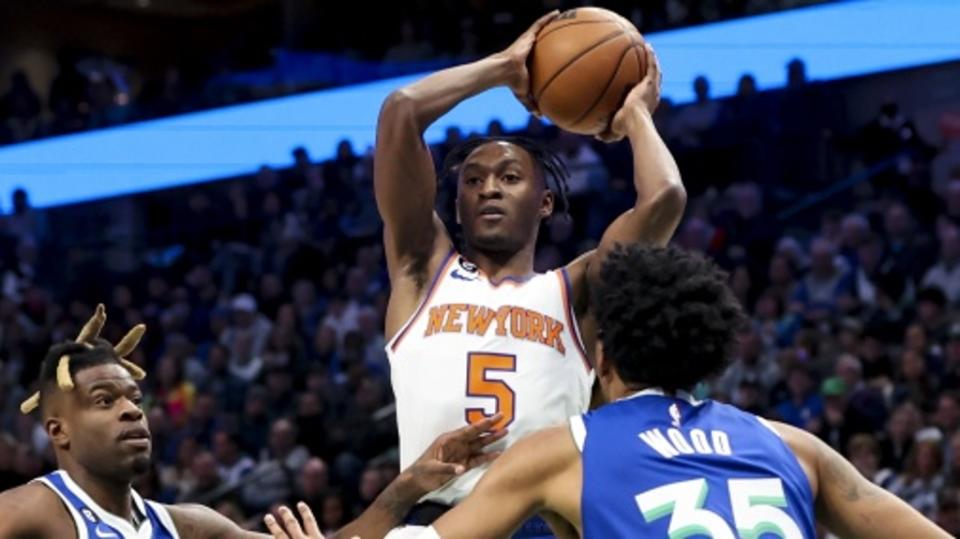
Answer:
[{"left": 19, "top": 304, "right": 147, "bottom": 414}]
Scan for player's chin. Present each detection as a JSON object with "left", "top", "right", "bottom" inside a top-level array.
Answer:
[{"left": 129, "top": 454, "right": 151, "bottom": 476}]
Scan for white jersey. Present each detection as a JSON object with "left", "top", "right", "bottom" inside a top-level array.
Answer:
[
  {"left": 34, "top": 470, "right": 180, "bottom": 539},
  {"left": 387, "top": 250, "right": 594, "bottom": 504}
]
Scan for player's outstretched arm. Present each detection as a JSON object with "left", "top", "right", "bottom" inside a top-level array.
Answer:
[
  {"left": 429, "top": 425, "right": 580, "bottom": 539},
  {"left": 576, "top": 44, "right": 685, "bottom": 283},
  {"left": 375, "top": 11, "right": 557, "bottom": 293},
  {"left": 774, "top": 422, "right": 951, "bottom": 539},
  {"left": 0, "top": 483, "right": 73, "bottom": 538}
]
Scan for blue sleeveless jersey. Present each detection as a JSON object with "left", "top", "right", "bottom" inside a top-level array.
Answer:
[
  {"left": 575, "top": 390, "right": 816, "bottom": 539},
  {"left": 34, "top": 470, "right": 179, "bottom": 539}
]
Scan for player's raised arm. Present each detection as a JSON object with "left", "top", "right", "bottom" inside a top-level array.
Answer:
[
  {"left": 774, "top": 422, "right": 951, "bottom": 539},
  {"left": 374, "top": 11, "right": 557, "bottom": 287},
  {"left": 575, "top": 43, "right": 686, "bottom": 284}
]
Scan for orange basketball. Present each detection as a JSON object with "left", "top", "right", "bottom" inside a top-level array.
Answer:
[{"left": 530, "top": 7, "right": 646, "bottom": 135}]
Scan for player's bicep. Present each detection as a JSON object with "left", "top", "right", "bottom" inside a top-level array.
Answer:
[{"left": 374, "top": 90, "right": 447, "bottom": 267}]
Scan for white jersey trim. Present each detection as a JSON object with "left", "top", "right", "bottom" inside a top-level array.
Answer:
[
  {"left": 558, "top": 268, "right": 592, "bottom": 372},
  {"left": 387, "top": 248, "right": 458, "bottom": 354},
  {"left": 569, "top": 415, "right": 587, "bottom": 453}
]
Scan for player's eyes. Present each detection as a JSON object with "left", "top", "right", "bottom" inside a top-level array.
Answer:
[
  {"left": 94, "top": 395, "right": 114, "bottom": 407},
  {"left": 503, "top": 173, "right": 521, "bottom": 183},
  {"left": 465, "top": 177, "right": 480, "bottom": 185}
]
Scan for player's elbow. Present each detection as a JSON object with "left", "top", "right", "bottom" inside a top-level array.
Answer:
[
  {"left": 645, "top": 182, "right": 687, "bottom": 220},
  {"left": 379, "top": 89, "right": 423, "bottom": 134}
]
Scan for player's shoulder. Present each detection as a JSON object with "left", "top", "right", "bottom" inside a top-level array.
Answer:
[{"left": 0, "top": 482, "right": 73, "bottom": 537}]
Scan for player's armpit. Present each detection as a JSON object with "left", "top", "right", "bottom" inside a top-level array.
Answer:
[
  {"left": 431, "top": 425, "right": 581, "bottom": 539},
  {"left": 167, "top": 503, "right": 270, "bottom": 539}
]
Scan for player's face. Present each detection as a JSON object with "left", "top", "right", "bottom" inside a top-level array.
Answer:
[
  {"left": 61, "top": 364, "right": 151, "bottom": 481},
  {"left": 457, "top": 141, "right": 553, "bottom": 255}
]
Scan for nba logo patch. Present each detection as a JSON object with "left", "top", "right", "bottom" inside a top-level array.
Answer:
[
  {"left": 82, "top": 508, "right": 97, "bottom": 523},
  {"left": 669, "top": 403, "right": 681, "bottom": 427}
]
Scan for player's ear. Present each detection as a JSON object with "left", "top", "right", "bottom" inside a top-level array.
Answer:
[
  {"left": 455, "top": 196, "right": 462, "bottom": 225},
  {"left": 540, "top": 188, "right": 554, "bottom": 219},
  {"left": 46, "top": 416, "right": 70, "bottom": 450}
]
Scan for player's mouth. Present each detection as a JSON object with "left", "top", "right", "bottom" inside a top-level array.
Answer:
[
  {"left": 117, "top": 427, "right": 151, "bottom": 450},
  {"left": 478, "top": 205, "right": 506, "bottom": 223}
]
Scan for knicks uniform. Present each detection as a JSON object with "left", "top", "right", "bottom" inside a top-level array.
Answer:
[
  {"left": 388, "top": 249, "right": 594, "bottom": 504},
  {"left": 572, "top": 389, "right": 817, "bottom": 539},
  {"left": 33, "top": 470, "right": 179, "bottom": 539}
]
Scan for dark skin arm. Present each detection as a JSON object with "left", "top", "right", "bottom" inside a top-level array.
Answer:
[
  {"left": 773, "top": 421, "right": 951, "bottom": 539},
  {"left": 566, "top": 44, "right": 686, "bottom": 377},
  {"left": 376, "top": 12, "right": 557, "bottom": 341},
  {"left": 167, "top": 504, "right": 270, "bottom": 539},
  {"left": 0, "top": 483, "right": 77, "bottom": 539},
  {"left": 264, "top": 415, "right": 508, "bottom": 539}
]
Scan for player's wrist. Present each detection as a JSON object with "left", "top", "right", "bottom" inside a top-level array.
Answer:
[{"left": 484, "top": 52, "right": 519, "bottom": 88}]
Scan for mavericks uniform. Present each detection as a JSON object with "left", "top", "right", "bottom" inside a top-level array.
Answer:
[
  {"left": 572, "top": 389, "right": 817, "bottom": 539},
  {"left": 34, "top": 470, "right": 179, "bottom": 539},
  {"left": 388, "top": 249, "right": 594, "bottom": 505}
]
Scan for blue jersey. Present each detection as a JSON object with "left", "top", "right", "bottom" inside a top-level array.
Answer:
[
  {"left": 34, "top": 470, "right": 179, "bottom": 539},
  {"left": 574, "top": 390, "right": 816, "bottom": 539}
]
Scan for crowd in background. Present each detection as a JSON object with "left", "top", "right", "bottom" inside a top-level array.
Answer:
[
  {"left": 2, "top": 54, "right": 960, "bottom": 537},
  {"left": 0, "top": 0, "right": 832, "bottom": 146}
]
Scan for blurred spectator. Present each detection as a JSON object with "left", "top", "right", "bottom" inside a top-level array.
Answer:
[
  {"left": 1, "top": 71, "right": 41, "bottom": 142},
  {"left": 212, "top": 430, "right": 255, "bottom": 486},
  {"left": 241, "top": 418, "right": 309, "bottom": 511},
  {"left": 177, "top": 451, "right": 224, "bottom": 504},
  {"left": 877, "top": 431, "right": 946, "bottom": 517},
  {"left": 775, "top": 363, "right": 822, "bottom": 430},
  {"left": 923, "top": 225, "right": 960, "bottom": 304},
  {"left": 792, "top": 238, "right": 853, "bottom": 318}
]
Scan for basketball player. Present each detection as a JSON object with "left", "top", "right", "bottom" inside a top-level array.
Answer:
[
  {"left": 0, "top": 306, "right": 505, "bottom": 539},
  {"left": 375, "top": 9, "right": 684, "bottom": 528},
  {"left": 400, "top": 245, "right": 952, "bottom": 539}
]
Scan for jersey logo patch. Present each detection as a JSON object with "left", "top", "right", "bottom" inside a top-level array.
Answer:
[
  {"left": 451, "top": 269, "right": 476, "bottom": 282},
  {"left": 94, "top": 523, "right": 119, "bottom": 538},
  {"left": 458, "top": 257, "right": 478, "bottom": 273},
  {"left": 670, "top": 403, "right": 682, "bottom": 428},
  {"left": 82, "top": 508, "right": 97, "bottom": 523}
]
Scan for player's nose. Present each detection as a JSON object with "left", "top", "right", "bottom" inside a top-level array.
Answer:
[
  {"left": 118, "top": 397, "right": 143, "bottom": 422},
  {"left": 479, "top": 175, "right": 503, "bottom": 198}
]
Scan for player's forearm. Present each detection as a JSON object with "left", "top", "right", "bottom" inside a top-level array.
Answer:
[
  {"left": 623, "top": 108, "right": 685, "bottom": 245},
  {"left": 385, "top": 54, "right": 513, "bottom": 133},
  {"left": 333, "top": 472, "right": 424, "bottom": 539}
]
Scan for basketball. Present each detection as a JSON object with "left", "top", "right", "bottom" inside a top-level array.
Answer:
[{"left": 530, "top": 7, "right": 647, "bottom": 135}]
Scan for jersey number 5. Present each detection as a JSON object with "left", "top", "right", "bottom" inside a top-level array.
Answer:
[{"left": 466, "top": 352, "right": 516, "bottom": 430}]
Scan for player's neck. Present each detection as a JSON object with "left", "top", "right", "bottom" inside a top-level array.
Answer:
[
  {"left": 463, "top": 245, "right": 535, "bottom": 282},
  {"left": 62, "top": 462, "right": 135, "bottom": 521}
]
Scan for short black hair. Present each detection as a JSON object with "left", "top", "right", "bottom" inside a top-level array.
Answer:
[
  {"left": 38, "top": 338, "right": 124, "bottom": 413},
  {"left": 440, "top": 136, "right": 571, "bottom": 220},
  {"left": 593, "top": 245, "right": 747, "bottom": 392}
]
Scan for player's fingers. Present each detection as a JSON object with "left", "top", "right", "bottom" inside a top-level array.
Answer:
[
  {"left": 297, "top": 502, "right": 323, "bottom": 538},
  {"left": 644, "top": 43, "right": 660, "bottom": 83},
  {"left": 423, "top": 460, "right": 466, "bottom": 476},
  {"left": 457, "top": 413, "right": 504, "bottom": 440},
  {"left": 467, "top": 451, "right": 503, "bottom": 469},
  {"left": 279, "top": 506, "right": 307, "bottom": 539},
  {"left": 472, "top": 426, "right": 509, "bottom": 449},
  {"left": 530, "top": 9, "right": 560, "bottom": 34},
  {"left": 264, "top": 514, "right": 291, "bottom": 539}
]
